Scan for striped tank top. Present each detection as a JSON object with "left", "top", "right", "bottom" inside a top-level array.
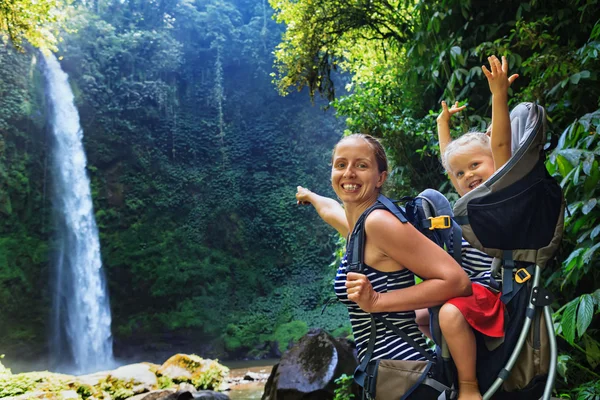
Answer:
[
  {"left": 461, "top": 238, "right": 493, "bottom": 287},
  {"left": 334, "top": 255, "right": 432, "bottom": 362}
]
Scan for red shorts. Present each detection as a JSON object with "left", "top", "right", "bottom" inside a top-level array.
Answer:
[{"left": 447, "top": 282, "right": 505, "bottom": 338}]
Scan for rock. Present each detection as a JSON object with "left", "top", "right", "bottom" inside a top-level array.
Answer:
[
  {"left": 110, "top": 363, "right": 158, "bottom": 392},
  {"left": 77, "top": 370, "right": 112, "bottom": 386},
  {"left": 242, "top": 371, "right": 262, "bottom": 381},
  {"left": 3, "top": 391, "right": 47, "bottom": 400},
  {"left": 60, "top": 390, "right": 80, "bottom": 399},
  {"left": 157, "top": 354, "right": 228, "bottom": 391},
  {"left": 178, "top": 383, "right": 197, "bottom": 393},
  {"left": 128, "top": 389, "right": 176, "bottom": 400},
  {"left": 155, "top": 389, "right": 229, "bottom": 400},
  {"left": 261, "top": 329, "right": 357, "bottom": 400},
  {"left": 191, "top": 391, "right": 230, "bottom": 400}
]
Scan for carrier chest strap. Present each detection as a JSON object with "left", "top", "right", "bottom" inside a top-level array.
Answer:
[
  {"left": 502, "top": 250, "right": 515, "bottom": 302},
  {"left": 500, "top": 251, "right": 535, "bottom": 304}
]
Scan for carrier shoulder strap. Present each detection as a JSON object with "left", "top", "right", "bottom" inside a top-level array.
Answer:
[{"left": 347, "top": 195, "right": 408, "bottom": 272}]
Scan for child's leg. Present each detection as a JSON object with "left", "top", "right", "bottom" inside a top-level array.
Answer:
[
  {"left": 415, "top": 308, "right": 432, "bottom": 339},
  {"left": 439, "top": 303, "right": 482, "bottom": 400}
]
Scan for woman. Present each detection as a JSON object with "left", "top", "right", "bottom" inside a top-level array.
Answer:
[{"left": 297, "top": 133, "right": 471, "bottom": 365}]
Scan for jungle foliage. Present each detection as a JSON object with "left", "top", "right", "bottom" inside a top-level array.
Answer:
[
  {"left": 271, "top": 0, "right": 600, "bottom": 396},
  {"left": 0, "top": 0, "right": 71, "bottom": 51},
  {"left": 0, "top": 0, "right": 348, "bottom": 364}
]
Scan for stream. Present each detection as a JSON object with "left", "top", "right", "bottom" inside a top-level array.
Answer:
[{"left": 223, "top": 359, "right": 277, "bottom": 400}]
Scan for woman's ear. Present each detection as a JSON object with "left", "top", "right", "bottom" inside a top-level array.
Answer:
[{"left": 377, "top": 171, "right": 388, "bottom": 188}]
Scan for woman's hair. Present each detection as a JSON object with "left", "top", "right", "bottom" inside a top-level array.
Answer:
[
  {"left": 442, "top": 132, "right": 491, "bottom": 173},
  {"left": 332, "top": 133, "right": 389, "bottom": 173}
]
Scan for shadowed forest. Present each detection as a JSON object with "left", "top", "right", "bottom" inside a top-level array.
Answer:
[{"left": 0, "top": 0, "right": 599, "bottom": 397}]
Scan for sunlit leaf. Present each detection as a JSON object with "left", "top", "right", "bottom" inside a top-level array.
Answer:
[
  {"left": 582, "top": 152, "right": 594, "bottom": 175},
  {"left": 591, "top": 224, "right": 600, "bottom": 240},
  {"left": 582, "top": 198, "right": 597, "bottom": 215}
]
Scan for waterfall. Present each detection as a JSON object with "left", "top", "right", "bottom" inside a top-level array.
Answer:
[{"left": 42, "top": 52, "right": 114, "bottom": 374}]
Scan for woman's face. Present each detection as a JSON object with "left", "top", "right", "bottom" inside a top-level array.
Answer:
[{"left": 331, "top": 137, "right": 386, "bottom": 206}]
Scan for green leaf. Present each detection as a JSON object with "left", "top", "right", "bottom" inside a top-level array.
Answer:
[
  {"left": 556, "top": 154, "right": 575, "bottom": 178},
  {"left": 576, "top": 294, "right": 594, "bottom": 338},
  {"left": 583, "top": 242, "right": 600, "bottom": 264},
  {"left": 582, "top": 198, "right": 597, "bottom": 215},
  {"left": 583, "top": 334, "right": 600, "bottom": 369},
  {"left": 582, "top": 153, "right": 595, "bottom": 175},
  {"left": 592, "top": 289, "right": 600, "bottom": 306},
  {"left": 591, "top": 224, "right": 600, "bottom": 240},
  {"left": 563, "top": 248, "right": 585, "bottom": 272},
  {"left": 570, "top": 73, "right": 581, "bottom": 84},
  {"left": 450, "top": 46, "right": 461, "bottom": 57},
  {"left": 561, "top": 298, "right": 580, "bottom": 344},
  {"left": 557, "top": 354, "right": 571, "bottom": 380}
]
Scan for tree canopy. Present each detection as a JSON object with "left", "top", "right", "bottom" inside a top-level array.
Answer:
[{"left": 0, "top": 0, "right": 70, "bottom": 51}]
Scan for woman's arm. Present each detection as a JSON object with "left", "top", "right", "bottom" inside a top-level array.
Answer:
[
  {"left": 296, "top": 186, "right": 349, "bottom": 237},
  {"left": 346, "top": 209, "right": 471, "bottom": 312}
]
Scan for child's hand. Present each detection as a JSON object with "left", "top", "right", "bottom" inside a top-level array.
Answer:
[
  {"left": 482, "top": 55, "right": 519, "bottom": 97},
  {"left": 437, "top": 101, "right": 466, "bottom": 124}
]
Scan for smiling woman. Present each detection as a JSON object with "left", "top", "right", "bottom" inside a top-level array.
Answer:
[{"left": 296, "top": 133, "right": 471, "bottom": 363}]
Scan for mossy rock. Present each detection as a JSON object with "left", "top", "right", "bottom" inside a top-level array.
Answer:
[
  {"left": 156, "top": 354, "right": 229, "bottom": 391},
  {"left": 0, "top": 371, "right": 75, "bottom": 398},
  {"left": 0, "top": 359, "right": 11, "bottom": 377}
]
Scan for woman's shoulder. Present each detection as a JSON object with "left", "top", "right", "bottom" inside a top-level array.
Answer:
[{"left": 363, "top": 208, "right": 412, "bottom": 239}]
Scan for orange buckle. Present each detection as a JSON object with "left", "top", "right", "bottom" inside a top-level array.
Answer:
[
  {"left": 428, "top": 216, "right": 451, "bottom": 230},
  {"left": 515, "top": 268, "right": 531, "bottom": 284}
]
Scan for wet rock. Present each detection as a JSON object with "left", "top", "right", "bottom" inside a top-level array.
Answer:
[
  {"left": 126, "top": 389, "right": 176, "bottom": 400},
  {"left": 262, "top": 329, "right": 357, "bottom": 400},
  {"left": 157, "top": 390, "right": 229, "bottom": 400}
]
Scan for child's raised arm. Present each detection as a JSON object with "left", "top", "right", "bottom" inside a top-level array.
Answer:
[
  {"left": 482, "top": 55, "right": 519, "bottom": 170},
  {"left": 437, "top": 100, "right": 466, "bottom": 193},
  {"left": 296, "top": 186, "right": 349, "bottom": 237}
]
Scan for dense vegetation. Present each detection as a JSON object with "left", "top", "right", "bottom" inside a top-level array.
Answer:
[
  {"left": 271, "top": 0, "right": 599, "bottom": 396},
  {"left": 1, "top": 0, "right": 599, "bottom": 397},
  {"left": 0, "top": 0, "right": 348, "bottom": 366}
]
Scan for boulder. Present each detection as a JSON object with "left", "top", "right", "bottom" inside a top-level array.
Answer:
[
  {"left": 262, "top": 329, "right": 357, "bottom": 400},
  {"left": 157, "top": 354, "right": 229, "bottom": 391},
  {"left": 110, "top": 363, "right": 158, "bottom": 392},
  {"left": 156, "top": 390, "right": 229, "bottom": 400},
  {"left": 127, "top": 389, "right": 176, "bottom": 400}
]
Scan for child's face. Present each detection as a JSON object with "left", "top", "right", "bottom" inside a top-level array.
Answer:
[{"left": 448, "top": 144, "right": 495, "bottom": 196}]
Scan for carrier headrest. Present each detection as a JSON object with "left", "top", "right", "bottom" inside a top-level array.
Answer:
[{"left": 418, "top": 188, "right": 454, "bottom": 219}]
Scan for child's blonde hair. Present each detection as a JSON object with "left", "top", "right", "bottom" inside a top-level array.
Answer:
[{"left": 442, "top": 132, "right": 491, "bottom": 173}]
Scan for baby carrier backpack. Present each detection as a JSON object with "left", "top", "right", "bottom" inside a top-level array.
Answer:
[{"left": 453, "top": 102, "right": 564, "bottom": 400}]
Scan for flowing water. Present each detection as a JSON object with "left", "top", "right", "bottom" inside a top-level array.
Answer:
[{"left": 42, "top": 52, "right": 114, "bottom": 374}]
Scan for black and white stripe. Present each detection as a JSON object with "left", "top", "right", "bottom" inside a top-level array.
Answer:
[
  {"left": 334, "top": 256, "right": 431, "bottom": 362},
  {"left": 461, "top": 238, "right": 493, "bottom": 287}
]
